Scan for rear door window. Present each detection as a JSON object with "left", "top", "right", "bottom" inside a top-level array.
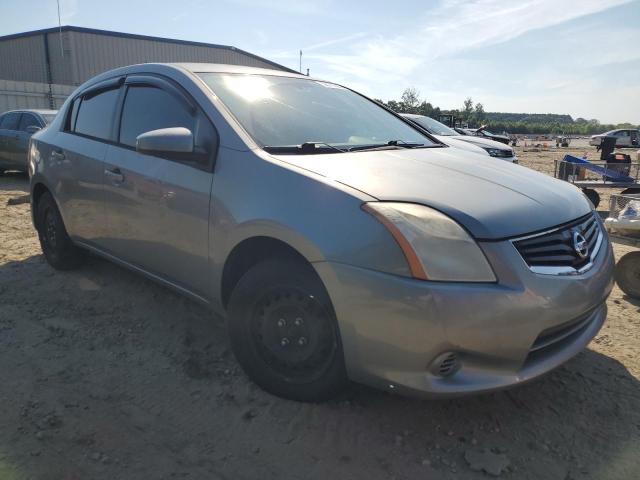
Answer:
[
  {"left": 0, "top": 112, "right": 21, "bottom": 131},
  {"left": 119, "top": 84, "right": 215, "bottom": 166},
  {"left": 74, "top": 88, "right": 120, "bottom": 140},
  {"left": 18, "top": 113, "right": 41, "bottom": 131}
]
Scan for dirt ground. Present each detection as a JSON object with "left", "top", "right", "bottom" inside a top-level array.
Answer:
[{"left": 1, "top": 144, "right": 639, "bottom": 480}]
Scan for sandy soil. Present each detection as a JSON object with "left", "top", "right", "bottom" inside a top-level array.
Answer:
[{"left": 1, "top": 146, "right": 639, "bottom": 480}]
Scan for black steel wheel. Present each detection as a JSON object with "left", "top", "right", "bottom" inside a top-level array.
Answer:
[
  {"left": 227, "top": 258, "right": 347, "bottom": 402},
  {"left": 615, "top": 251, "right": 640, "bottom": 299},
  {"left": 36, "top": 192, "right": 84, "bottom": 270}
]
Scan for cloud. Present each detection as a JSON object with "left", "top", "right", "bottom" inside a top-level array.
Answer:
[
  {"left": 59, "top": 0, "right": 79, "bottom": 23},
  {"left": 222, "top": 0, "right": 332, "bottom": 15},
  {"left": 300, "top": 0, "right": 634, "bottom": 86},
  {"left": 301, "top": 32, "right": 368, "bottom": 52}
]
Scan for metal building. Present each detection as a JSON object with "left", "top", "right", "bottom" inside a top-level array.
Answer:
[{"left": 0, "top": 25, "right": 296, "bottom": 111}]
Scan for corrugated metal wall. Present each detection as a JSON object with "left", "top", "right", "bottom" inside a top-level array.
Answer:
[
  {"left": 0, "top": 27, "right": 290, "bottom": 112},
  {"left": 0, "top": 35, "right": 48, "bottom": 83},
  {"left": 68, "top": 31, "right": 281, "bottom": 85},
  {"left": 47, "top": 31, "right": 76, "bottom": 85},
  {"left": 0, "top": 79, "right": 74, "bottom": 111}
]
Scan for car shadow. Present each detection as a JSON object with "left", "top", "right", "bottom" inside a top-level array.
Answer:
[
  {"left": 0, "top": 253, "right": 638, "bottom": 480},
  {"left": 0, "top": 170, "right": 29, "bottom": 192}
]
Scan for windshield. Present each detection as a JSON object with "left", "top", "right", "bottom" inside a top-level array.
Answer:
[
  {"left": 408, "top": 115, "right": 458, "bottom": 136},
  {"left": 42, "top": 114, "right": 57, "bottom": 124},
  {"left": 197, "top": 73, "right": 435, "bottom": 150}
]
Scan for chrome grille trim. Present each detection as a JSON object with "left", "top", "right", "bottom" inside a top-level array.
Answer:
[{"left": 511, "top": 213, "right": 604, "bottom": 276}]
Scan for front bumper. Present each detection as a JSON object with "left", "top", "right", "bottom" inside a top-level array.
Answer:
[{"left": 314, "top": 235, "right": 614, "bottom": 397}]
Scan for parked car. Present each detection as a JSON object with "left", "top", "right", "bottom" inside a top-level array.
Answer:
[
  {"left": 463, "top": 126, "right": 511, "bottom": 145},
  {"left": 0, "top": 109, "right": 57, "bottom": 174},
  {"left": 401, "top": 114, "right": 517, "bottom": 162},
  {"left": 29, "top": 63, "right": 614, "bottom": 401},
  {"left": 589, "top": 129, "right": 639, "bottom": 148}
]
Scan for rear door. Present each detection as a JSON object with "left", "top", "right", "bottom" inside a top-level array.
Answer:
[
  {"left": 0, "top": 112, "right": 22, "bottom": 169},
  {"left": 102, "top": 75, "right": 216, "bottom": 297},
  {"left": 51, "top": 79, "right": 123, "bottom": 243}
]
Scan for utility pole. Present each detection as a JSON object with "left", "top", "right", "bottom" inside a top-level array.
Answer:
[{"left": 299, "top": 50, "right": 302, "bottom": 73}]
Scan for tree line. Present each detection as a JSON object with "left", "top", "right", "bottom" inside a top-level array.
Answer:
[{"left": 374, "top": 88, "right": 639, "bottom": 135}]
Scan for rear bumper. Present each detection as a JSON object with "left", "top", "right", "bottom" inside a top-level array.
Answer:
[{"left": 314, "top": 235, "right": 614, "bottom": 398}]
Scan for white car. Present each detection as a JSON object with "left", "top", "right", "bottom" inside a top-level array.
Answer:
[
  {"left": 401, "top": 114, "right": 518, "bottom": 162},
  {"left": 589, "top": 129, "right": 639, "bottom": 148}
]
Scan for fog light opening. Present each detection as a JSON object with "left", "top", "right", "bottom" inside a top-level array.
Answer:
[{"left": 430, "top": 352, "right": 460, "bottom": 378}]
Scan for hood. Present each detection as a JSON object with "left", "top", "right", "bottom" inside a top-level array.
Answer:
[
  {"left": 434, "top": 136, "right": 488, "bottom": 156},
  {"left": 451, "top": 135, "right": 513, "bottom": 152},
  {"left": 272, "top": 147, "right": 591, "bottom": 239}
]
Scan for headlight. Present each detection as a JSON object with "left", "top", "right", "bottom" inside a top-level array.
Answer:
[
  {"left": 484, "top": 147, "right": 512, "bottom": 157},
  {"left": 363, "top": 202, "right": 496, "bottom": 282}
]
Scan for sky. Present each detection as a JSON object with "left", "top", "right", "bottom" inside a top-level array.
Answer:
[{"left": 1, "top": 0, "right": 639, "bottom": 123}]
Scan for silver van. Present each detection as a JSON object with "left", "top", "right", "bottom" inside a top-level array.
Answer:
[{"left": 29, "top": 63, "right": 614, "bottom": 401}]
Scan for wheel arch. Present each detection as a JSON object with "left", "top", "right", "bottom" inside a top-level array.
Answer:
[
  {"left": 30, "top": 180, "right": 53, "bottom": 228},
  {"left": 220, "top": 235, "right": 324, "bottom": 310}
]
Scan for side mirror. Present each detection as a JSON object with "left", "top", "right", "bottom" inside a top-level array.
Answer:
[
  {"left": 136, "top": 127, "right": 194, "bottom": 155},
  {"left": 26, "top": 125, "right": 41, "bottom": 134}
]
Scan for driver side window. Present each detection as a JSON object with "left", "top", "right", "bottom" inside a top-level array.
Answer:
[{"left": 118, "top": 84, "right": 216, "bottom": 167}]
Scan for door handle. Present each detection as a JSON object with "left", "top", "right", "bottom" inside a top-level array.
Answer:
[
  {"left": 51, "top": 149, "right": 66, "bottom": 162},
  {"left": 105, "top": 167, "right": 125, "bottom": 184}
]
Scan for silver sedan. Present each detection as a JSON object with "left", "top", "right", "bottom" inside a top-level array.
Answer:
[{"left": 29, "top": 63, "right": 614, "bottom": 401}]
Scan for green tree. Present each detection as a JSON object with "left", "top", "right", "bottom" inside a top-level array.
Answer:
[
  {"left": 470, "top": 102, "right": 485, "bottom": 126},
  {"left": 400, "top": 87, "right": 421, "bottom": 113},
  {"left": 462, "top": 97, "right": 474, "bottom": 122}
]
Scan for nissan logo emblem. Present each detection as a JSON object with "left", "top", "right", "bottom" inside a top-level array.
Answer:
[{"left": 572, "top": 231, "right": 589, "bottom": 259}]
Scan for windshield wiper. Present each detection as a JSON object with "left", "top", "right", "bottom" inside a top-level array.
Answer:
[
  {"left": 348, "top": 140, "right": 430, "bottom": 152},
  {"left": 388, "top": 140, "right": 433, "bottom": 148},
  {"left": 263, "top": 142, "right": 346, "bottom": 155}
]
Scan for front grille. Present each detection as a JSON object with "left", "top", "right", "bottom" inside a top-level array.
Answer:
[{"left": 513, "top": 213, "right": 603, "bottom": 274}]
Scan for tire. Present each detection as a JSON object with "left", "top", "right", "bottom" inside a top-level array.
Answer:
[
  {"left": 35, "top": 192, "right": 84, "bottom": 270},
  {"left": 582, "top": 188, "right": 600, "bottom": 209},
  {"left": 615, "top": 251, "right": 640, "bottom": 299},
  {"left": 227, "top": 258, "right": 347, "bottom": 402}
]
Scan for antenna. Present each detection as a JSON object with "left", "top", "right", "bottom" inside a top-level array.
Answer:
[{"left": 56, "top": 0, "right": 64, "bottom": 57}]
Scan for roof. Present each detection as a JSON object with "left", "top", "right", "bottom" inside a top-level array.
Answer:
[
  {"left": 0, "top": 25, "right": 298, "bottom": 74},
  {"left": 3, "top": 109, "right": 58, "bottom": 115},
  {"left": 173, "top": 63, "right": 308, "bottom": 77}
]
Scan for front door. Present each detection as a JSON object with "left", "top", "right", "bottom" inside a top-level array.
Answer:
[
  {"left": 102, "top": 78, "right": 217, "bottom": 298},
  {"left": 615, "top": 130, "right": 631, "bottom": 147}
]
